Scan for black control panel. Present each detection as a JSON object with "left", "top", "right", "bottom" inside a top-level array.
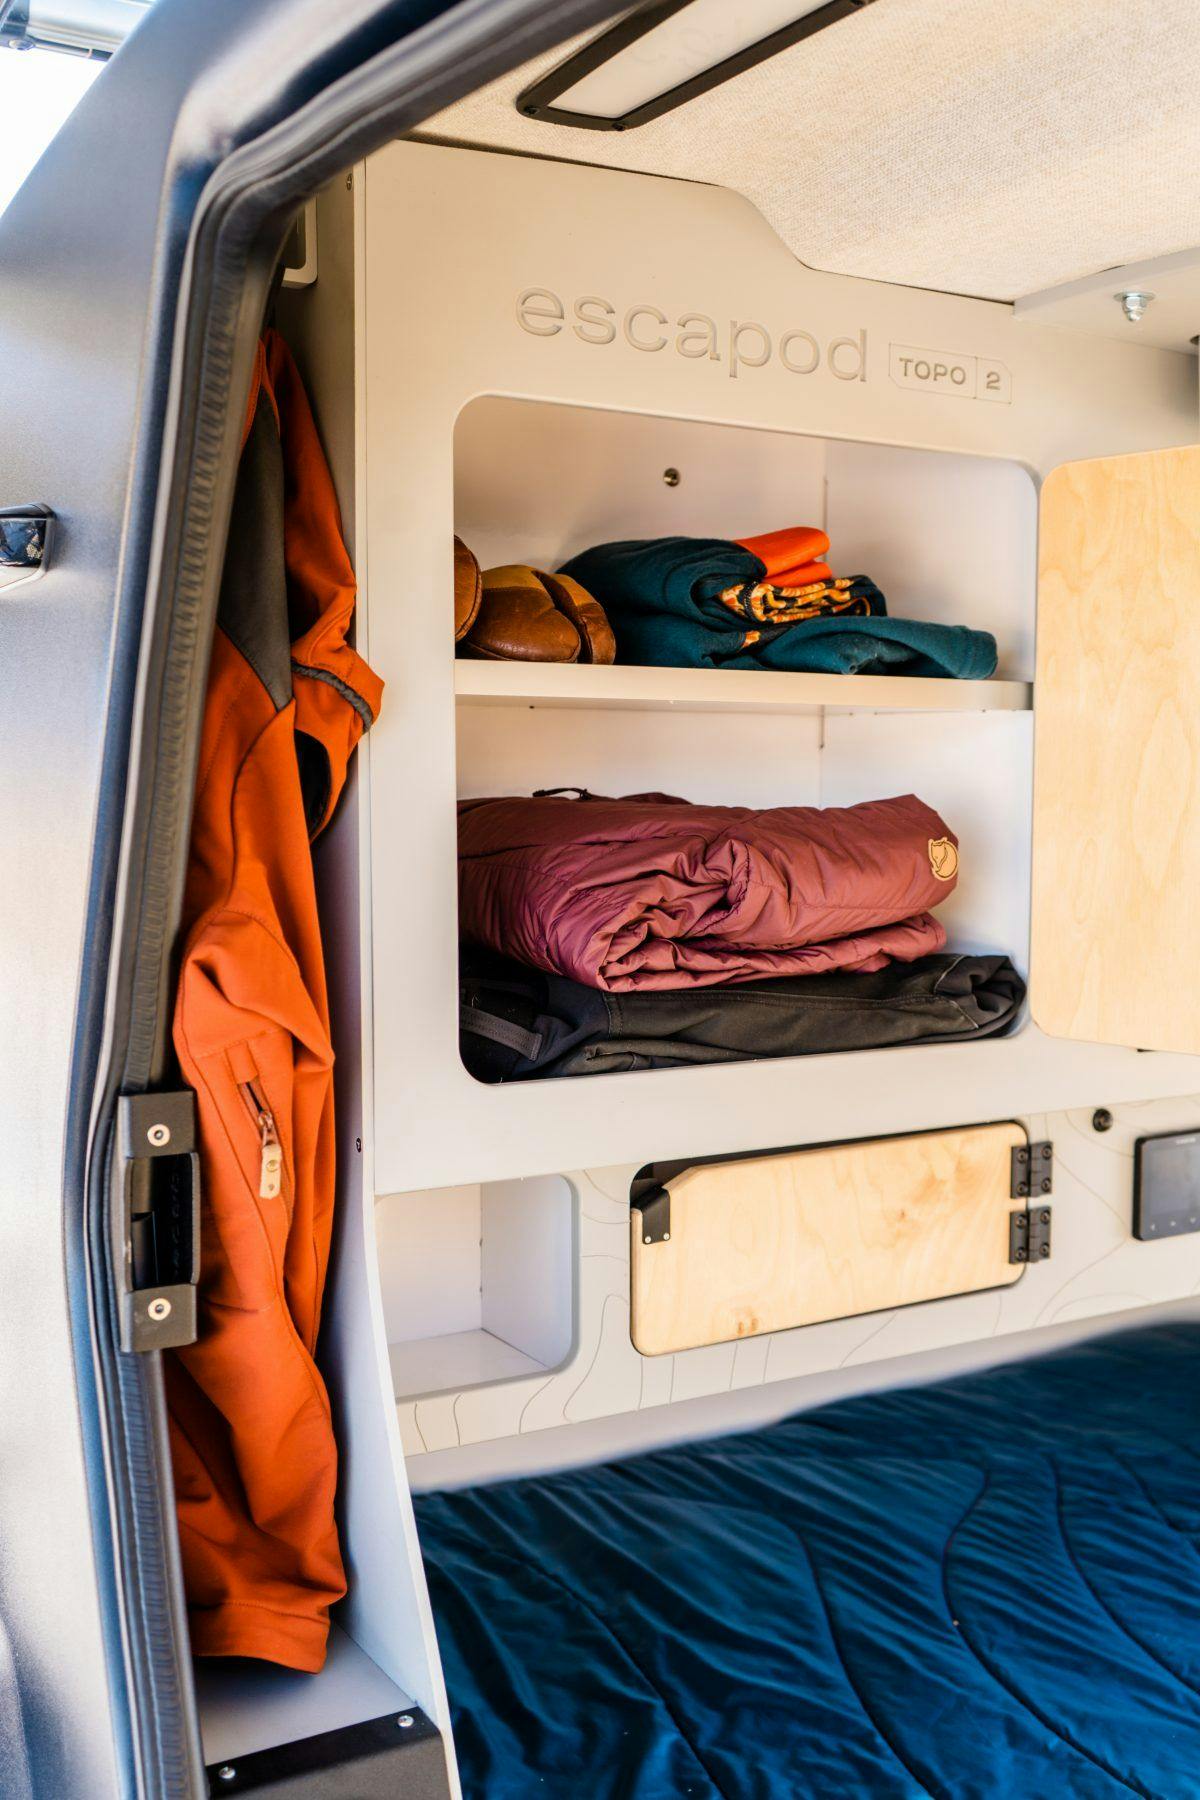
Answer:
[{"left": 1133, "top": 1131, "right": 1200, "bottom": 1241}]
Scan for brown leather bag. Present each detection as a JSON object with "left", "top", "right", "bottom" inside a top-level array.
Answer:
[
  {"left": 454, "top": 536, "right": 483, "bottom": 642},
  {"left": 459, "top": 564, "right": 616, "bottom": 663}
]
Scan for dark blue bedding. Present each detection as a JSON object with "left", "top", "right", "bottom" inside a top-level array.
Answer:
[{"left": 414, "top": 1325, "right": 1200, "bottom": 1799}]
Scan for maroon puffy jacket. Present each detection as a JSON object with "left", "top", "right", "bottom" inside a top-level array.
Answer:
[{"left": 458, "top": 790, "right": 958, "bottom": 992}]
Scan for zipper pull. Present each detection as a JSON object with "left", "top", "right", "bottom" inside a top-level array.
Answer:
[
  {"left": 237, "top": 1077, "right": 284, "bottom": 1199},
  {"left": 257, "top": 1107, "right": 283, "bottom": 1200}
]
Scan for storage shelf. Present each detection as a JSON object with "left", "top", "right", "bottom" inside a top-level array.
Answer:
[
  {"left": 454, "top": 660, "right": 1032, "bottom": 715},
  {"left": 389, "top": 1329, "right": 547, "bottom": 1400},
  {"left": 195, "top": 1625, "right": 412, "bottom": 1764}
]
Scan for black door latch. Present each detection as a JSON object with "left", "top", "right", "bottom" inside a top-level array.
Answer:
[{"left": 118, "top": 1091, "right": 200, "bottom": 1351}]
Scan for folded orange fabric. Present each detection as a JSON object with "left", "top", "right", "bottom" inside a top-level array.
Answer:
[{"left": 736, "top": 525, "right": 832, "bottom": 588}]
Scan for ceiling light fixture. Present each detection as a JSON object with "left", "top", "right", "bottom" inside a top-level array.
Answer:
[{"left": 517, "top": 0, "right": 878, "bottom": 133}]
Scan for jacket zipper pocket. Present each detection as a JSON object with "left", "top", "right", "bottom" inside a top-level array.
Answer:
[{"left": 239, "top": 1079, "right": 284, "bottom": 1200}]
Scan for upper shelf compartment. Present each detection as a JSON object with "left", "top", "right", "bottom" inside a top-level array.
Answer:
[
  {"left": 453, "top": 397, "right": 1040, "bottom": 689},
  {"left": 455, "top": 660, "right": 1031, "bottom": 715}
]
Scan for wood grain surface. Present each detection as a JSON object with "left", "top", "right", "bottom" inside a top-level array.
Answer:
[
  {"left": 630, "top": 1123, "right": 1027, "bottom": 1356},
  {"left": 1032, "top": 445, "right": 1200, "bottom": 1053}
]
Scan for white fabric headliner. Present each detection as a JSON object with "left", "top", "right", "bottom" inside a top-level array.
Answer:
[{"left": 421, "top": 0, "right": 1200, "bottom": 302}]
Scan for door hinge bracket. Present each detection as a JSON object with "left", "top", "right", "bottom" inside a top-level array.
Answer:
[
  {"left": 117, "top": 1091, "right": 200, "bottom": 1351},
  {"left": 636, "top": 1185, "right": 672, "bottom": 1246},
  {"left": 1010, "top": 1203, "right": 1053, "bottom": 1265},
  {"left": 1011, "top": 1139, "right": 1053, "bottom": 1200}
]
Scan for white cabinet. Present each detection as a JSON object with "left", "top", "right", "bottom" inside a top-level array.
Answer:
[{"left": 350, "top": 141, "right": 1200, "bottom": 1194}]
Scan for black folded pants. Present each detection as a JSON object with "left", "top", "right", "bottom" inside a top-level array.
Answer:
[{"left": 460, "top": 952, "right": 1026, "bottom": 1082}]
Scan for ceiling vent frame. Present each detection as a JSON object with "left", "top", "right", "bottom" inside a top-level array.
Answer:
[{"left": 516, "top": 0, "right": 878, "bottom": 132}]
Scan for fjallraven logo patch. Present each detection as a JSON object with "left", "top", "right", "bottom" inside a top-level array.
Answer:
[{"left": 928, "top": 838, "right": 958, "bottom": 881}]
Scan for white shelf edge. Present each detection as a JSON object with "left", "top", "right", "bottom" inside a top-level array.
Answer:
[
  {"left": 454, "top": 660, "right": 1032, "bottom": 716},
  {"left": 374, "top": 1025, "right": 1200, "bottom": 1197}
]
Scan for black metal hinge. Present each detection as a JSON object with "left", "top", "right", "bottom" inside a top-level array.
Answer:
[
  {"left": 636, "top": 1185, "right": 672, "bottom": 1245},
  {"left": 1011, "top": 1139, "right": 1053, "bottom": 1200},
  {"left": 1009, "top": 1139, "right": 1053, "bottom": 1266},
  {"left": 1010, "top": 1203, "right": 1053, "bottom": 1265},
  {"left": 117, "top": 1091, "right": 200, "bottom": 1351}
]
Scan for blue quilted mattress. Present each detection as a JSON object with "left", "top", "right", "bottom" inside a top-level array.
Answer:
[{"left": 413, "top": 1324, "right": 1200, "bottom": 1799}]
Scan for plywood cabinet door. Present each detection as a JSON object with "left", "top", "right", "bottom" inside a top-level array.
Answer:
[
  {"left": 1032, "top": 444, "right": 1200, "bottom": 1054},
  {"left": 630, "top": 1123, "right": 1027, "bottom": 1356}
]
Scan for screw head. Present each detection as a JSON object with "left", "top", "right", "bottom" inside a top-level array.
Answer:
[
  {"left": 1016, "top": 1246, "right": 1028, "bottom": 1261},
  {"left": 643, "top": 1234, "right": 652, "bottom": 1245},
  {"left": 146, "top": 1122, "right": 171, "bottom": 1148},
  {"left": 217, "top": 1769, "right": 237, "bottom": 1785},
  {"left": 397, "top": 1714, "right": 414, "bottom": 1730},
  {"left": 662, "top": 467, "right": 680, "bottom": 487},
  {"left": 1092, "top": 1108, "right": 1114, "bottom": 1133},
  {"left": 662, "top": 1231, "right": 671, "bottom": 1241},
  {"left": 1116, "top": 288, "right": 1155, "bottom": 324},
  {"left": 147, "top": 1297, "right": 172, "bottom": 1322}
]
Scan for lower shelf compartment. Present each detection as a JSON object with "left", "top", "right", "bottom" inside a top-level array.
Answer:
[
  {"left": 384, "top": 702, "right": 1046, "bottom": 1190},
  {"left": 390, "top": 1328, "right": 547, "bottom": 1399},
  {"left": 194, "top": 1625, "right": 412, "bottom": 1767},
  {"left": 390, "top": 1096, "right": 1200, "bottom": 1472},
  {"left": 377, "top": 1175, "right": 575, "bottom": 1402}
]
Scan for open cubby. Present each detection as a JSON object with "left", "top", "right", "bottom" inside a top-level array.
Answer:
[
  {"left": 452, "top": 395, "right": 1038, "bottom": 680},
  {"left": 377, "top": 1176, "right": 575, "bottom": 1400},
  {"left": 452, "top": 395, "right": 1037, "bottom": 1078}
]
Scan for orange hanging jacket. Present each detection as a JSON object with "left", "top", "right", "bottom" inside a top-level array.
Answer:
[{"left": 166, "top": 329, "right": 382, "bottom": 1672}]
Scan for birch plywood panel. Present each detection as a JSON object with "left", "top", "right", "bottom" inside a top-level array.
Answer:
[
  {"left": 630, "top": 1123, "right": 1026, "bottom": 1356},
  {"left": 1033, "top": 445, "right": 1200, "bottom": 1054}
]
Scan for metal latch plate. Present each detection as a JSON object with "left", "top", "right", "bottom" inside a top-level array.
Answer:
[{"left": 118, "top": 1091, "right": 200, "bottom": 1352}]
